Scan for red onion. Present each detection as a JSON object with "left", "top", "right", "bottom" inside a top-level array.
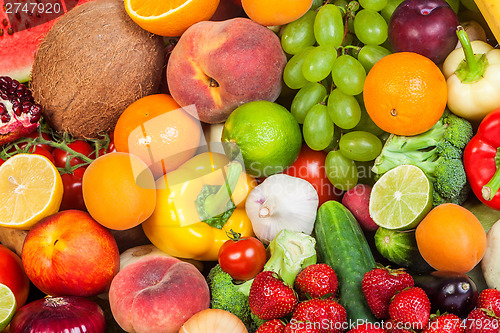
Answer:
[{"left": 10, "top": 296, "right": 106, "bottom": 333}]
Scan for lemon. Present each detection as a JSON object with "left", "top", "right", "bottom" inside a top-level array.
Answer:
[
  {"left": 0, "top": 283, "right": 16, "bottom": 331},
  {"left": 221, "top": 101, "right": 302, "bottom": 178},
  {"left": 369, "top": 164, "right": 433, "bottom": 230},
  {"left": 0, "top": 154, "right": 63, "bottom": 229}
]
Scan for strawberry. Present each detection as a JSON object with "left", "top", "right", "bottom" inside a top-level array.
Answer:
[
  {"left": 256, "top": 319, "right": 286, "bottom": 333},
  {"left": 347, "top": 323, "right": 389, "bottom": 332},
  {"left": 291, "top": 298, "right": 347, "bottom": 333},
  {"left": 362, "top": 266, "right": 414, "bottom": 319},
  {"left": 389, "top": 287, "right": 431, "bottom": 331},
  {"left": 422, "top": 313, "right": 464, "bottom": 333},
  {"left": 294, "top": 263, "right": 338, "bottom": 300},
  {"left": 249, "top": 271, "right": 298, "bottom": 320},
  {"left": 464, "top": 308, "right": 500, "bottom": 333},
  {"left": 284, "top": 322, "right": 321, "bottom": 333},
  {"left": 477, "top": 289, "right": 500, "bottom": 317}
]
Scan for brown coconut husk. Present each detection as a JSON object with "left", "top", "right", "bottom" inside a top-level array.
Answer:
[{"left": 31, "top": 0, "right": 165, "bottom": 139}]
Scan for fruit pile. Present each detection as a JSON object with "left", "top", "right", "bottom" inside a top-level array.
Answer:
[{"left": 0, "top": 0, "right": 500, "bottom": 332}]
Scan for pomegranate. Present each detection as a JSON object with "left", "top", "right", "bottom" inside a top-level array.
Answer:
[{"left": 0, "top": 76, "right": 41, "bottom": 145}]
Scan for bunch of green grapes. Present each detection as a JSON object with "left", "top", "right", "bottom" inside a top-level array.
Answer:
[{"left": 280, "top": 0, "right": 398, "bottom": 191}]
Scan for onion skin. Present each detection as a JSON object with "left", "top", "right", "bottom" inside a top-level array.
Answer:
[
  {"left": 179, "top": 309, "right": 248, "bottom": 333},
  {"left": 10, "top": 296, "right": 106, "bottom": 333}
]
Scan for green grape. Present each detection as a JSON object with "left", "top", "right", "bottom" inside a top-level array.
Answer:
[
  {"left": 290, "top": 82, "right": 327, "bottom": 124},
  {"left": 327, "top": 89, "right": 361, "bottom": 129},
  {"left": 303, "top": 104, "right": 335, "bottom": 151},
  {"left": 331, "top": 54, "right": 366, "bottom": 96},
  {"left": 351, "top": 103, "right": 385, "bottom": 136},
  {"left": 281, "top": 11, "right": 317, "bottom": 55},
  {"left": 359, "top": 0, "right": 387, "bottom": 11},
  {"left": 380, "top": 0, "right": 404, "bottom": 22},
  {"left": 325, "top": 150, "right": 358, "bottom": 191},
  {"left": 314, "top": 4, "right": 344, "bottom": 48},
  {"left": 283, "top": 46, "right": 315, "bottom": 89},
  {"left": 338, "top": 131, "right": 382, "bottom": 161},
  {"left": 333, "top": 0, "right": 349, "bottom": 13},
  {"left": 311, "top": 0, "right": 324, "bottom": 10},
  {"left": 302, "top": 45, "right": 337, "bottom": 83},
  {"left": 357, "top": 45, "right": 391, "bottom": 73},
  {"left": 353, "top": 9, "right": 388, "bottom": 45}
]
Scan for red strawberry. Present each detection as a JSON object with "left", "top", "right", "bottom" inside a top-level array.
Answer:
[
  {"left": 477, "top": 289, "right": 500, "bottom": 317},
  {"left": 464, "top": 308, "right": 500, "bottom": 333},
  {"left": 284, "top": 322, "right": 322, "bottom": 333},
  {"left": 256, "top": 319, "right": 286, "bottom": 333},
  {"left": 389, "top": 287, "right": 431, "bottom": 331},
  {"left": 347, "top": 323, "right": 389, "bottom": 332},
  {"left": 422, "top": 313, "right": 464, "bottom": 333},
  {"left": 362, "top": 266, "right": 414, "bottom": 319},
  {"left": 249, "top": 271, "right": 298, "bottom": 320},
  {"left": 294, "top": 264, "right": 338, "bottom": 300},
  {"left": 291, "top": 298, "right": 347, "bottom": 333}
]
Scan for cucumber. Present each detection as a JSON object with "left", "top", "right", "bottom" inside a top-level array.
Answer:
[
  {"left": 374, "top": 227, "right": 434, "bottom": 274},
  {"left": 315, "top": 200, "right": 377, "bottom": 323}
]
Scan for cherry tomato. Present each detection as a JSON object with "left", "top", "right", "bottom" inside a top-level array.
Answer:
[
  {"left": 24, "top": 131, "right": 54, "bottom": 152},
  {"left": 91, "top": 132, "right": 116, "bottom": 158},
  {"left": 59, "top": 173, "right": 86, "bottom": 211},
  {"left": 52, "top": 140, "right": 94, "bottom": 178},
  {"left": 218, "top": 236, "right": 267, "bottom": 281},
  {"left": 283, "top": 144, "right": 342, "bottom": 206},
  {"left": 0, "top": 244, "right": 30, "bottom": 308},
  {"left": 28, "top": 146, "right": 56, "bottom": 164}
]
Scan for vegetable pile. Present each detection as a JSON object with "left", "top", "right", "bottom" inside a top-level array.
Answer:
[{"left": 1, "top": 0, "right": 500, "bottom": 332}]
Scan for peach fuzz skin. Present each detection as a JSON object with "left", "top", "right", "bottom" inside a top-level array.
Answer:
[
  {"left": 167, "top": 17, "right": 287, "bottom": 124},
  {"left": 109, "top": 255, "right": 210, "bottom": 333}
]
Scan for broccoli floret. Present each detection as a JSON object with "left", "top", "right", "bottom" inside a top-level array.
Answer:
[
  {"left": 207, "top": 230, "right": 317, "bottom": 332},
  {"left": 372, "top": 110, "right": 473, "bottom": 206},
  {"left": 207, "top": 264, "right": 253, "bottom": 328}
]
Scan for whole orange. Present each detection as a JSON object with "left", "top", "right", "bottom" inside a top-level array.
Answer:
[
  {"left": 363, "top": 52, "right": 447, "bottom": 136},
  {"left": 114, "top": 94, "right": 202, "bottom": 179},
  {"left": 415, "top": 203, "right": 487, "bottom": 273},
  {"left": 241, "top": 0, "right": 312, "bottom": 26},
  {"left": 124, "top": 0, "right": 220, "bottom": 37},
  {"left": 82, "top": 152, "right": 156, "bottom": 230}
]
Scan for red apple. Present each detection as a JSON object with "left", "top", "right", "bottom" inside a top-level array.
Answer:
[
  {"left": 21, "top": 210, "right": 120, "bottom": 297},
  {"left": 0, "top": 244, "right": 30, "bottom": 308}
]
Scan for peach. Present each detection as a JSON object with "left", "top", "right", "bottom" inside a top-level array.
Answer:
[
  {"left": 109, "top": 255, "right": 210, "bottom": 333},
  {"left": 166, "top": 17, "right": 287, "bottom": 124}
]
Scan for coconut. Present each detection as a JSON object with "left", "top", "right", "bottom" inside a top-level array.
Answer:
[{"left": 31, "top": 0, "right": 164, "bottom": 139}]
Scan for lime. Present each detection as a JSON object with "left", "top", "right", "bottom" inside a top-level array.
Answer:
[
  {"left": 0, "top": 283, "right": 16, "bottom": 331},
  {"left": 369, "top": 164, "right": 433, "bottom": 230},
  {"left": 221, "top": 101, "right": 302, "bottom": 178}
]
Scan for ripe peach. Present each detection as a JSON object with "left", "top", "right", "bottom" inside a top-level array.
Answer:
[
  {"left": 109, "top": 255, "right": 210, "bottom": 333},
  {"left": 167, "top": 17, "right": 286, "bottom": 124}
]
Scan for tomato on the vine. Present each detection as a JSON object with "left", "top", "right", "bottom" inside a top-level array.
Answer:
[
  {"left": 59, "top": 173, "right": 86, "bottom": 211},
  {"left": 283, "top": 144, "right": 342, "bottom": 206},
  {"left": 218, "top": 235, "right": 267, "bottom": 281},
  {"left": 52, "top": 140, "right": 94, "bottom": 178},
  {"left": 24, "top": 131, "right": 54, "bottom": 152}
]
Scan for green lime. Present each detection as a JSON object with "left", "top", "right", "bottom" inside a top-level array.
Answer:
[
  {"left": 221, "top": 101, "right": 302, "bottom": 178},
  {"left": 369, "top": 164, "right": 433, "bottom": 230},
  {"left": 0, "top": 283, "right": 16, "bottom": 331}
]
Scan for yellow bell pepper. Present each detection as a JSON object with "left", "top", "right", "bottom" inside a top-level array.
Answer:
[{"left": 142, "top": 152, "right": 257, "bottom": 261}]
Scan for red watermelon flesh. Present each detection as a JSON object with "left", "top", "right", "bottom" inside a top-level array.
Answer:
[{"left": 0, "top": 0, "right": 92, "bottom": 83}]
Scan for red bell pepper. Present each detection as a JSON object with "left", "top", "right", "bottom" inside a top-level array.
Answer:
[{"left": 464, "top": 108, "right": 500, "bottom": 210}]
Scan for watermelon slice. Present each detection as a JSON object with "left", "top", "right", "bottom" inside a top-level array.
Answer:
[{"left": 0, "top": 0, "right": 92, "bottom": 83}]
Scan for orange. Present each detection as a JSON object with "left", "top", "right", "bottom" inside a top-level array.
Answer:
[
  {"left": 241, "top": 0, "right": 312, "bottom": 26},
  {"left": 82, "top": 152, "right": 156, "bottom": 230},
  {"left": 114, "top": 94, "right": 202, "bottom": 179},
  {"left": 415, "top": 203, "right": 487, "bottom": 273},
  {"left": 363, "top": 52, "right": 447, "bottom": 136},
  {"left": 124, "top": 0, "right": 220, "bottom": 37}
]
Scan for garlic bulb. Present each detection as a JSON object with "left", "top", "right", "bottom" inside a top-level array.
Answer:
[{"left": 245, "top": 174, "right": 319, "bottom": 243}]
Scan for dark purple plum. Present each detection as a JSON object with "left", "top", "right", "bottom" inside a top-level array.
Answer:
[
  {"left": 388, "top": 0, "right": 459, "bottom": 64},
  {"left": 413, "top": 271, "right": 478, "bottom": 318}
]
